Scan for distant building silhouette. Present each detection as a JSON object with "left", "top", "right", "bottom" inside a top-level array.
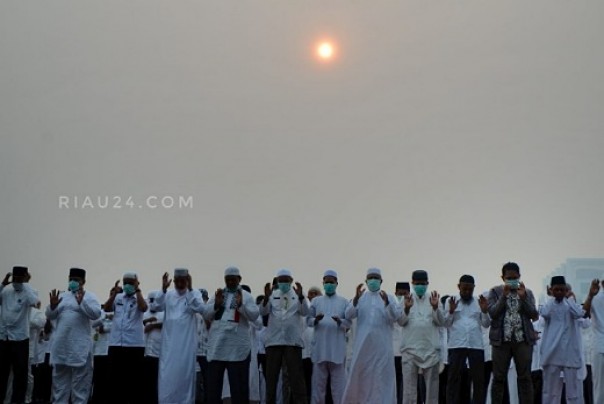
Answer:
[{"left": 541, "top": 258, "right": 604, "bottom": 303}]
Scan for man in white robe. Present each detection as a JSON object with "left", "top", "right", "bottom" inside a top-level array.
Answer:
[
  {"left": 342, "top": 267, "right": 402, "bottom": 404},
  {"left": 400, "top": 269, "right": 445, "bottom": 404},
  {"left": 46, "top": 267, "right": 101, "bottom": 404},
  {"left": 308, "top": 269, "right": 350, "bottom": 404},
  {"left": 540, "top": 276, "right": 585, "bottom": 403},
  {"left": 584, "top": 278, "right": 604, "bottom": 404},
  {"left": 154, "top": 268, "right": 206, "bottom": 404}
]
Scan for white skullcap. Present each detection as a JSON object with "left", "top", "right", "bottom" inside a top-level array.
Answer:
[
  {"left": 323, "top": 269, "right": 338, "bottom": 279},
  {"left": 147, "top": 290, "right": 161, "bottom": 300},
  {"left": 123, "top": 272, "right": 138, "bottom": 280},
  {"left": 224, "top": 266, "right": 241, "bottom": 277},
  {"left": 366, "top": 267, "right": 382, "bottom": 276},
  {"left": 309, "top": 286, "right": 322, "bottom": 293},
  {"left": 174, "top": 268, "right": 189, "bottom": 277},
  {"left": 276, "top": 268, "right": 293, "bottom": 278}
]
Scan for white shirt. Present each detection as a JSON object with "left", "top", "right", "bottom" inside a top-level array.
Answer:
[
  {"left": 91, "top": 314, "right": 113, "bottom": 356},
  {"left": 400, "top": 293, "right": 445, "bottom": 368},
  {"left": 29, "top": 307, "right": 46, "bottom": 360},
  {"left": 308, "top": 293, "right": 351, "bottom": 364},
  {"left": 591, "top": 290, "right": 604, "bottom": 354},
  {"left": 108, "top": 293, "right": 146, "bottom": 347},
  {"left": 204, "top": 289, "right": 260, "bottom": 362},
  {"left": 46, "top": 290, "right": 102, "bottom": 366},
  {"left": 0, "top": 283, "right": 39, "bottom": 341},
  {"left": 444, "top": 295, "right": 491, "bottom": 350},
  {"left": 259, "top": 289, "right": 309, "bottom": 348},
  {"left": 144, "top": 310, "right": 164, "bottom": 358}
]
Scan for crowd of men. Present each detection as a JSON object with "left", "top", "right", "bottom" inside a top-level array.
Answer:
[{"left": 0, "top": 262, "right": 603, "bottom": 404}]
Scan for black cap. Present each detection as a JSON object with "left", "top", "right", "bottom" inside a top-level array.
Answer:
[
  {"left": 412, "top": 270, "right": 428, "bottom": 281},
  {"left": 396, "top": 282, "right": 410, "bottom": 291},
  {"left": 69, "top": 267, "right": 86, "bottom": 280},
  {"left": 551, "top": 275, "right": 566, "bottom": 286},
  {"left": 12, "top": 266, "right": 28, "bottom": 277},
  {"left": 459, "top": 274, "right": 475, "bottom": 284}
]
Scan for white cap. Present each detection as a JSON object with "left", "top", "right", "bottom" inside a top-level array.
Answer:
[
  {"left": 174, "top": 268, "right": 189, "bottom": 277},
  {"left": 147, "top": 290, "right": 161, "bottom": 300},
  {"left": 323, "top": 269, "right": 338, "bottom": 279},
  {"left": 276, "top": 268, "right": 293, "bottom": 278},
  {"left": 366, "top": 267, "right": 382, "bottom": 276},
  {"left": 123, "top": 272, "right": 138, "bottom": 280},
  {"left": 224, "top": 266, "right": 241, "bottom": 277}
]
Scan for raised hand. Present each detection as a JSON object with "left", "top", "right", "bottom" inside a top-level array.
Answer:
[
  {"left": 162, "top": 272, "right": 172, "bottom": 292},
  {"left": 214, "top": 289, "right": 224, "bottom": 309},
  {"left": 589, "top": 279, "right": 601, "bottom": 297},
  {"left": 404, "top": 295, "right": 414, "bottom": 314},
  {"left": 448, "top": 297, "right": 458, "bottom": 314},
  {"left": 430, "top": 291, "right": 440, "bottom": 310},
  {"left": 49, "top": 289, "right": 62, "bottom": 309},
  {"left": 331, "top": 316, "right": 342, "bottom": 326},
  {"left": 379, "top": 290, "right": 389, "bottom": 306},
  {"left": 264, "top": 283, "right": 272, "bottom": 299},
  {"left": 503, "top": 282, "right": 511, "bottom": 297},
  {"left": 478, "top": 295, "right": 489, "bottom": 313},
  {"left": 235, "top": 289, "right": 243, "bottom": 308},
  {"left": 353, "top": 283, "right": 365, "bottom": 306},
  {"left": 517, "top": 282, "right": 527, "bottom": 300},
  {"left": 75, "top": 289, "right": 85, "bottom": 305},
  {"left": 186, "top": 274, "right": 193, "bottom": 291},
  {"left": 2, "top": 273, "right": 11, "bottom": 286},
  {"left": 110, "top": 280, "right": 122, "bottom": 296},
  {"left": 294, "top": 282, "right": 304, "bottom": 298}
]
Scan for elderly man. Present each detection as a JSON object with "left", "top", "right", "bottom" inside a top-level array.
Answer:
[
  {"left": 260, "top": 269, "right": 309, "bottom": 404},
  {"left": 308, "top": 269, "right": 350, "bottom": 404},
  {"left": 203, "top": 266, "right": 259, "bottom": 403},
  {"left": 394, "top": 281, "right": 411, "bottom": 404},
  {"left": 342, "top": 268, "right": 402, "bottom": 404},
  {"left": 0, "top": 266, "right": 40, "bottom": 404},
  {"left": 400, "top": 269, "right": 445, "bottom": 404},
  {"left": 46, "top": 267, "right": 102, "bottom": 404},
  {"left": 155, "top": 268, "right": 206, "bottom": 404},
  {"left": 103, "top": 271, "right": 148, "bottom": 403}
]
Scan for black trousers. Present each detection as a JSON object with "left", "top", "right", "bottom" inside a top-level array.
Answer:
[
  {"left": 491, "top": 342, "right": 533, "bottom": 404},
  {"left": 0, "top": 339, "right": 29, "bottom": 404},
  {"left": 395, "top": 356, "right": 402, "bottom": 404},
  {"left": 32, "top": 352, "right": 52, "bottom": 404},
  {"left": 108, "top": 346, "right": 145, "bottom": 404},
  {"left": 446, "top": 348, "right": 485, "bottom": 404},
  {"left": 206, "top": 354, "right": 251, "bottom": 404},
  {"left": 90, "top": 355, "right": 110, "bottom": 403},
  {"left": 303, "top": 358, "right": 312, "bottom": 403},
  {"left": 266, "top": 346, "right": 306, "bottom": 404},
  {"left": 143, "top": 356, "right": 159, "bottom": 404}
]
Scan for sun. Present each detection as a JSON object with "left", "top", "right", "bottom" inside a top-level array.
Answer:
[{"left": 316, "top": 42, "right": 335, "bottom": 61}]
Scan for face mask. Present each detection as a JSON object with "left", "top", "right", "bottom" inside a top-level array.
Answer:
[
  {"left": 395, "top": 295, "right": 403, "bottom": 303},
  {"left": 413, "top": 285, "right": 427, "bottom": 297},
  {"left": 366, "top": 279, "right": 381, "bottom": 292},
  {"left": 324, "top": 283, "right": 337, "bottom": 295},
  {"left": 278, "top": 283, "right": 291, "bottom": 294},
  {"left": 226, "top": 286, "right": 239, "bottom": 293},
  {"left": 123, "top": 284, "right": 136, "bottom": 296},
  {"left": 12, "top": 283, "right": 24, "bottom": 292},
  {"left": 68, "top": 280, "right": 80, "bottom": 292},
  {"left": 505, "top": 280, "right": 520, "bottom": 290}
]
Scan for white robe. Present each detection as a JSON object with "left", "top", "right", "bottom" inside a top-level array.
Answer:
[
  {"left": 155, "top": 289, "right": 206, "bottom": 404},
  {"left": 341, "top": 290, "right": 402, "bottom": 404}
]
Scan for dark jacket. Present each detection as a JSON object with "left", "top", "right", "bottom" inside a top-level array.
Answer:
[{"left": 487, "top": 285, "right": 538, "bottom": 346}]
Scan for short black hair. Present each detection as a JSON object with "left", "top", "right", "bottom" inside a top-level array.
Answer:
[{"left": 501, "top": 262, "right": 520, "bottom": 276}]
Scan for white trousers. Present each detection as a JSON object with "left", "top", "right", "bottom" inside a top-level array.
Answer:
[
  {"left": 401, "top": 356, "right": 439, "bottom": 404},
  {"left": 593, "top": 353, "right": 604, "bottom": 404},
  {"left": 52, "top": 358, "right": 93, "bottom": 404},
  {"left": 542, "top": 365, "right": 582, "bottom": 404},
  {"left": 311, "top": 362, "right": 345, "bottom": 404}
]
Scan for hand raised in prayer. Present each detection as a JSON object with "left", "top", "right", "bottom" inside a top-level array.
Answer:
[
  {"left": 214, "top": 289, "right": 224, "bottom": 310},
  {"left": 264, "top": 283, "right": 272, "bottom": 299},
  {"left": 110, "top": 280, "right": 122, "bottom": 296},
  {"left": 75, "top": 289, "right": 85, "bottom": 305},
  {"left": 2, "top": 273, "right": 11, "bottom": 286},
  {"left": 331, "top": 316, "right": 342, "bottom": 327},
  {"left": 379, "top": 291, "right": 389, "bottom": 306},
  {"left": 566, "top": 290, "right": 576, "bottom": 300},
  {"left": 49, "top": 289, "right": 62, "bottom": 309},
  {"left": 503, "top": 283, "right": 511, "bottom": 297},
  {"left": 162, "top": 272, "right": 172, "bottom": 293},
  {"left": 314, "top": 313, "right": 324, "bottom": 326},
  {"left": 589, "top": 279, "right": 601, "bottom": 297},
  {"left": 235, "top": 290, "right": 243, "bottom": 308},
  {"left": 294, "top": 282, "right": 304, "bottom": 298},
  {"left": 403, "top": 295, "right": 414, "bottom": 314},
  {"left": 448, "top": 297, "right": 458, "bottom": 314},
  {"left": 478, "top": 295, "right": 489, "bottom": 313},
  {"left": 186, "top": 274, "right": 193, "bottom": 291},
  {"left": 429, "top": 291, "right": 440, "bottom": 310},
  {"left": 517, "top": 283, "right": 527, "bottom": 300},
  {"left": 353, "top": 284, "right": 365, "bottom": 307}
]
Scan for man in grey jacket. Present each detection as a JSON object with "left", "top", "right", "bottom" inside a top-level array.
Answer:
[{"left": 488, "top": 262, "right": 539, "bottom": 404}]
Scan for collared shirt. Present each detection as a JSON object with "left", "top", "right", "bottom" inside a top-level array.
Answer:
[
  {"left": 444, "top": 295, "right": 490, "bottom": 350},
  {"left": 0, "top": 283, "right": 39, "bottom": 341},
  {"left": 503, "top": 294, "right": 524, "bottom": 342},
  {"left": 592, "top": 290, "right": 604, "bottom": 354},
  {"left": 259, "top": 289, "right": 309, "bottom": 348},
  {"left": 91, "top": 313, "right": 113, "bottom": 356},
  {"left": 144, "top": 311, "right": 164, "bottom": 358},
  {"left": 539, "top": 297, "right": 584, "bottom": 367},
  {"left": 308, "top": 293, "right": 351, "bottom": 364},
  {"left": 400, "top": 293, "right": 445, "bottom": 368},
  {"left": 108, "top": 293, "right": 146, "bottom": 347},
  {"left": 204, "top": 289, "right": 260, "bottom": 362},
  {"left": 46, "top": 290, "right": 102, "bottom": 366}
]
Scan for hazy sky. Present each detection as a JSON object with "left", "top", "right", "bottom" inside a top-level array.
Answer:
[{"left": 1, "top": 0, "right": 603, "bottom": 301}]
